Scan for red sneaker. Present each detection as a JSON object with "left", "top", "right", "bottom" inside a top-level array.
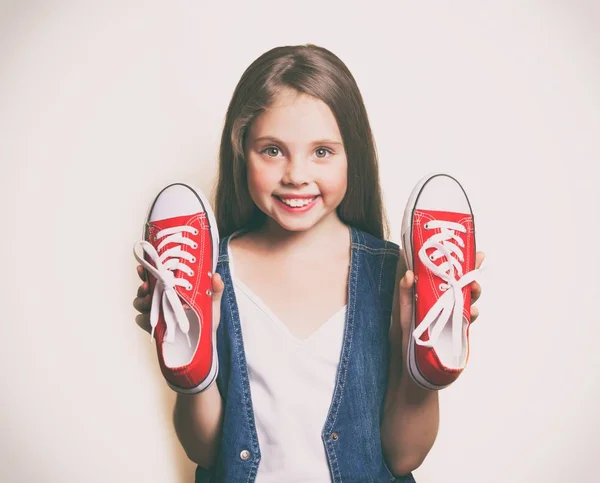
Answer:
[
  {"left": 134, "top": 183, "right": 219, "bottom": 394},
  {"left": 401, "top": 173, "right": 479, "bottom": 390}
]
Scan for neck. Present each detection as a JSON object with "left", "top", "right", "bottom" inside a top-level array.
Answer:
[{"left": 252, "top": 212, "right": 349, "bottom": 258}]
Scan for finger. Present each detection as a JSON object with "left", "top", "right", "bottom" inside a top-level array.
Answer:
[
  {"left": 470, "top": 305, "right": 480, "bottom": 323},
  {"left": 136, "top": 265, "right": 147, "bottom": 282},
  {"left": 212, "top": 272, "right": 224, "bottom": 296},
  {"left": 471, "top": 281, "right": 482, "bottom": 303},
  {"left": 133, "top": 294, "right": 152, "bottom": 314},
  {"left": 211, "top": 273, "right": 224, "bottom": 332},
  {"left": 475, "top": 251, "right": 485, "bottom": 269},
  {"left": 137, "top": 281, "right": 149, "bottom": 298},
  {"left": 399, "top": 270, "right": 414, "bottom": 309},
  {"left": 135, "top": 314, "right": 152, "bottom": 334}
]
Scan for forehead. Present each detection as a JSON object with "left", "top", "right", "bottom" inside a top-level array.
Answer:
[{"left": 248, "top": 89, "right": 342, "bottom": 144}]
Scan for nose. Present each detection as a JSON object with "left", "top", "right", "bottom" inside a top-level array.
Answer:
[{"left": 281, "top": 155, "right": 310, "bottom": 186}]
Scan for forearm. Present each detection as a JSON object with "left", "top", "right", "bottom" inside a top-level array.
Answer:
[
  {"left": 381, "top": 340, "right": 439, "bottom": 475},
  {"left": 173, "top": 381, "right": 224, "bottom": 468}
]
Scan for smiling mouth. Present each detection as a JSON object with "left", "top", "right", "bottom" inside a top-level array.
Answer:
[{"left": 274, "top": 195, "right": 319, "bottom": 208}]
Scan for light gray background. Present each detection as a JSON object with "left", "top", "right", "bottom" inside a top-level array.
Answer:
[{"left": 1, "top": 1, "right": 598, "bottom": 482}]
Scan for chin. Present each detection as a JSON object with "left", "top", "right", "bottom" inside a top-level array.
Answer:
[
  {"left": 272, "top": 217, "right": 317, "bottom": 233},
  {"left": 273, "top": 211, "right": 338, "bottom": 234}
]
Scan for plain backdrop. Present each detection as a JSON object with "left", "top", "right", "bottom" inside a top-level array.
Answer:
[{"left": 1, "top": 1, "right": 598, "bottom": 482}]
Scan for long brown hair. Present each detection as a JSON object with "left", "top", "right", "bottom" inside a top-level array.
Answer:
[{"left": 213, "top": 44, "right": 389, "bottom": 240}]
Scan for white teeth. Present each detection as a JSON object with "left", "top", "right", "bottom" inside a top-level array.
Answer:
[{"left": 279, "top": 197, "right": 315, "bottom": 207}]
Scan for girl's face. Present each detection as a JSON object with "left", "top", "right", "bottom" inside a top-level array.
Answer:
[{"left": 244, "top": 89, "right": 348, "bottom": 233}]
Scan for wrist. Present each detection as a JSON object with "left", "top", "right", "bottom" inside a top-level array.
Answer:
[{"left": 401, "top": 366, "right": 436, "bottom": 392}]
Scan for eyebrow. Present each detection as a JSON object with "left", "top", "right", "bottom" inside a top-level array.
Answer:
[{"left": 253, "top": 136, "right": 343, "bottom": 146}]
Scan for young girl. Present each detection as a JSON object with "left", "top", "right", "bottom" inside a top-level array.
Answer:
[{"left": 133, "top": 44, "right": 484, "bottom": 482}]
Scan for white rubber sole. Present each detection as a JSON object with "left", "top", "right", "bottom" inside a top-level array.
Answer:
[
  {"left": 143, "top": 182, "right": 220, "bottom": 395},
  {"left": 401, "top": 173, "right": 459, "bottom": 391}
]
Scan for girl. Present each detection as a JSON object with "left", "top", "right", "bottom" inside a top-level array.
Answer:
[{"left": 133, "top": 44, "right": 484, "bottom": 482}]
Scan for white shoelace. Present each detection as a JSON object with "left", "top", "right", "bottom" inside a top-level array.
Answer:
[
  {"left": 133, "top": 225, "right": 199, "bottom": 347},
  {"left": 413, "top": 220, "right": 479, "bottom": 361}
]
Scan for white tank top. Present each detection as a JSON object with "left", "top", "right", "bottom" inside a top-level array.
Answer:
[{"left": 228, "top": 246, "right": 346, "bottom": 482}]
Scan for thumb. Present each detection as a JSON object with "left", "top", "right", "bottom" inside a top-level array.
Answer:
[
  {"left": 398, "top": 270, "right": 415, "bottom": 334},
  {"left": 211, "top": 272, "right": 224, "bottom": 331},
  {"left": 399, "top": 270, "right": 414, "bottom": 309},
  {"left": 211, "top": 272, "right": 224, "bottom": 297}
]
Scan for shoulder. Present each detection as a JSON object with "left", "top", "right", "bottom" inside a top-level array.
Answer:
[
  {"left": 351, "top": 227, "right": 400, "bottom": 304},
  {"left": 217, "top": 229, "right": 249, "bottom": 258},
  {"left": 352, "top": 227, "right": 401, "bottom": 288},
  {"left": 352, "top": 227, "right": 400, "bottom": 259}
]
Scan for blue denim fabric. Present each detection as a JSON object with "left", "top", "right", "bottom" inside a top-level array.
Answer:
[{"left": 195, "top": 226, "right": 416, "bottom": 482}]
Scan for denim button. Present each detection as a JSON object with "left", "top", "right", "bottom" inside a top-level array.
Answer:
[
  {"left": 240, "top": 449, "right": 251, "bottom": 461},
  {"left": 331, "top": 432, "right": 339, "bottom": 441}
]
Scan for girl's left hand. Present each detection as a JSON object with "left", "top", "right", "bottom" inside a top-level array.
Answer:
[{"left": 396, "top": 251, "right": 485, "bottom": 359}]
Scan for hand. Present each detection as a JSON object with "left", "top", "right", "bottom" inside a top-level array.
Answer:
[
  {"left": 396, "top": 251, "right": 485, "bottom": 361},
  {"left": 132, "top": 265, "right": 225, "bottom": 335}
]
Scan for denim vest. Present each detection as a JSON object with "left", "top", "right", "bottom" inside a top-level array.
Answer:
[{"left": 195, "top": 226, "right": 416, "bottom": 482}]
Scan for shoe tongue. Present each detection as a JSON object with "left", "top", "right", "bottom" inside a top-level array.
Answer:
[
  {"left": 149, "top": 213, "right": 201, "bottom": 230},
  {"left": 146, "top": 214, "right": 201, "bottom": 280}
]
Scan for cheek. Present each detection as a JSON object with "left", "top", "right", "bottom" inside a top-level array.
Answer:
[
  {"left": 320, "top": 163, "right": 348, "bottom": 199},
  {"left": 246, "top": 160, "right": 279, "bottom": 198}
]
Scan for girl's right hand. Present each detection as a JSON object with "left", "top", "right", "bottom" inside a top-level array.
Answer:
[{"left": 132, "top": 265, "right": 225, "bottom": 335}]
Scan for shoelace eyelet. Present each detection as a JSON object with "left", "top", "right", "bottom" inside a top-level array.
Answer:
[
  {"left": 439, "top": 283, "right": 448, "bottom": 291},
  {"left": 189, "top": 270, "right": 194, "bottom": 277},
  {"left": 192, "top": 228, "right": 199, "bottom": 235},
  {"left": 191, "top": 242, "right": 198, "bottom": 249},
  {"left": 208, "top": 271, "right": 212, "bottom": 278},
  {"left": 424, "top": 222, "right": 430, "bottom": 229},
  {"left": 190, "top": 256, "right": 196, "bottom": 263},
  {"left": 206, "top": 289, "right": 212, "bottom": 296}
]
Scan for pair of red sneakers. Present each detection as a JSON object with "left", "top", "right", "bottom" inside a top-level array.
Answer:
[{"left": 134, "top": 173, "right": 479, "bottom": 394}]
